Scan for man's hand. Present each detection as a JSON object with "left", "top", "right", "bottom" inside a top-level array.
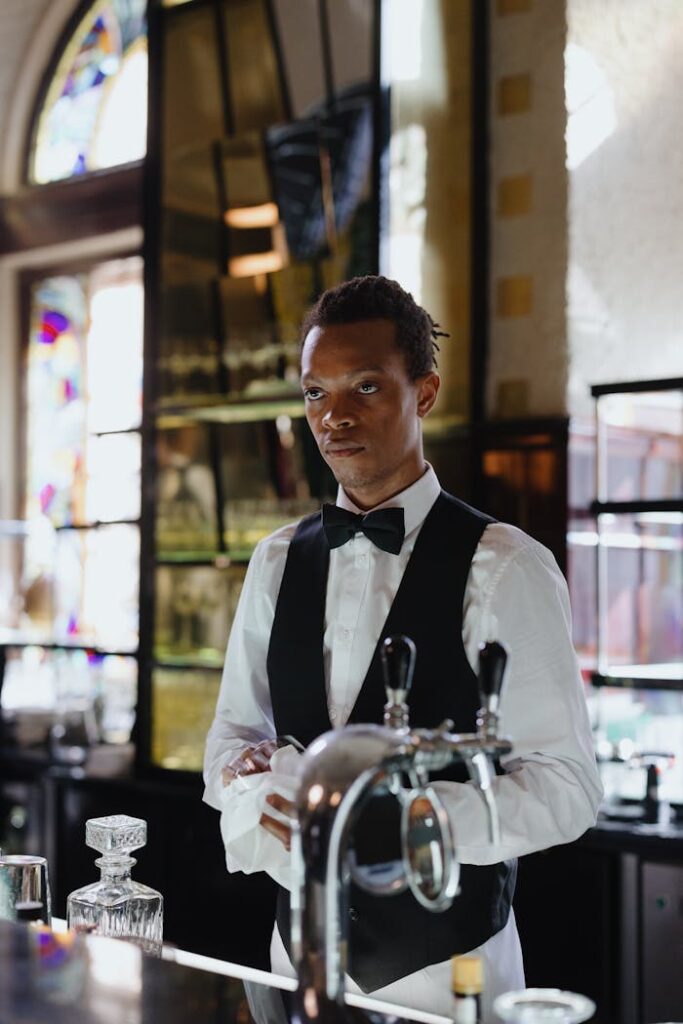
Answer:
[
  {"left": 221, "top": 739, "right": 279, "bottom": 787},
  {"left": 221, "top": 741, "right": 296, "bottom": 850},
  {"left": 260, "top": 792, "right": 295, "bottom": 851}
]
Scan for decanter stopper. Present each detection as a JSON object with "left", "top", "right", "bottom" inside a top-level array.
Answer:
[
  {"left": 86, "top": 814, "right": 147, "bottom": 857},
  {"left": 381, "top": 634, "right": 416, "bottom": 730}
]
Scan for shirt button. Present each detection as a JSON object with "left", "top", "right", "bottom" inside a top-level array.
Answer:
[
  {"left": 330, "top": 710, "right": 338, "bottom": 723},
  {"left": 357, "top": 554, "right": 367, "bottom": 566},
  {"left": 341, "top": 628, "right": 352, "bottom": 642}
]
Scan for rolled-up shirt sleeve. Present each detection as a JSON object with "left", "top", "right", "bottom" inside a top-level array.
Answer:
[
  {"left": 434, "top": 524, "right": 603, "bottom": 864},
  {"left": 203, "top": 529, "right": 291, "bottom": 810}
]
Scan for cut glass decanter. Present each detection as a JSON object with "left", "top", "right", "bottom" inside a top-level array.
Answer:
[{"left": 66, "top": 814, "right": 163, "bottom": 955}]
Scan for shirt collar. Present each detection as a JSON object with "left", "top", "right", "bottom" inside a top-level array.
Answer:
[{"left": 335, "top": 463, "right": 441, "bottom": 539}]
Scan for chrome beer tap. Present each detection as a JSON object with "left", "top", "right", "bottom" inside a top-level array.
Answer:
[{"left": 290, "top": 636, "right": 512, "bottom": 1019}]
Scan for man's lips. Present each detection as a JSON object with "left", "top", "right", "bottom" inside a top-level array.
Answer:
[{"left": 324, "top": 442, "right": 365, "bottom": 457}]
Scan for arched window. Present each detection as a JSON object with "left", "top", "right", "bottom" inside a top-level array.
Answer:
[
  {"left": 0, "top": 0, "right": 147, "bottom": 756},
  {"left": 28, "top": 0, "right": 148, "bottom": 183}
]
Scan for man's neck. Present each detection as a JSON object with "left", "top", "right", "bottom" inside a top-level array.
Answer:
[{"left": 341, "top": 464, "right": 428, "bottom": 512}]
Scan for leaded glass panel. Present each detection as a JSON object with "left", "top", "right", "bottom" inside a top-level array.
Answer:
[
  {"left": 20, "top": 258, "right": 143, "bottom": 657},
  {"left": 26, "top": 276, "right": 88, "bottom": 528},
  {"left": 30, "top": 0, "right": 148, "bottom": 184},
  {"left": 86, "top": 257, "right": 144, "bottom": 433}
]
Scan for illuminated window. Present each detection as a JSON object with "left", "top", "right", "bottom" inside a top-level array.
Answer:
[
  {"left": 23, "top": 257, "right": 143, "bottom": 656},
  {"left": 28, "top": 0, "right": 147, "bottom": 184}
]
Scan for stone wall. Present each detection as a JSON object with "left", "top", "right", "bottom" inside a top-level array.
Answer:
[{"left": 566, "top": 0, "right": 683, "bottom": 417}]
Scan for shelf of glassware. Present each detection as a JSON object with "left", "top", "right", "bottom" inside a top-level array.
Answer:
[
  {"left": 568, "top": 501, "right": 683, "bottom": 690},
  {"left": 0, "top": 518, "right": 141, "bottom": 657},
  {"left": 597, "top": 504, "right": 681, "bottom": 691},
  {"left": 602, "top": 507, "right": 679, "bottom": 692},
  {"left": 156, "top": 392, "right": 466, "bottom": 435},
  {"left": 592, "top": 377, "right": 682, "bottom": 505},
  {"left": 150, "top": 535, "right": 229, "bottom": 769},
  {"left": 0, "top": 511, "right": 141, "bottom": 752}
]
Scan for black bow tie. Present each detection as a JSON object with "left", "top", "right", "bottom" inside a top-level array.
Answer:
[{"left": 321, "top": 504, "right": 405, "bottom": 555}]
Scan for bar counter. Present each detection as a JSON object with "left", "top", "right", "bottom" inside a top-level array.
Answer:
[{"left": 0, "top": 919, "right": 447, "bottom": 1024}]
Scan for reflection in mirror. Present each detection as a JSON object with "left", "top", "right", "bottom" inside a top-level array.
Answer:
[
  {"left": 158, "top": 0, "right": 379, "bottom": 408},
  {"left": 348, "top": 848, "right": 407, "bottom": 897}
]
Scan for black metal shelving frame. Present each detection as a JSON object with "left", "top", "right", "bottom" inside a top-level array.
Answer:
[{"left": 590, "top": 376, "right": 683, "bottom": 693}]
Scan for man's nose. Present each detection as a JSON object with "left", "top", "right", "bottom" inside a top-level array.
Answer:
[{"left": 322, "top": 396, "right": 356, "bottom": 429}]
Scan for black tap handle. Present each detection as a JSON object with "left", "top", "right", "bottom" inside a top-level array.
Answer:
[
  {"left": 477, "top": 641, "right": 508, "bottom": 701},
  {"left": 381, "top": 635, "right": 416, "bottom": 698}
]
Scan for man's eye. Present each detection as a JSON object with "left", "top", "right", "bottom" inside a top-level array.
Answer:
[
  {"left": 358, "top": 382, "right": 379, "bottom": 394},
  {"left": 303, "top": 388, "right": 324, "bottom": 401}
]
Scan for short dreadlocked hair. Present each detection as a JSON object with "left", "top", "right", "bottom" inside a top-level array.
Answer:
[{"left": 300, "top": 275, "right": 447, "bottom": 380}]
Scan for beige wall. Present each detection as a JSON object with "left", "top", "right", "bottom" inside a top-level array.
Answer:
[
  {"left": 566, "top": 0, "right": 683, "bottom": 417},
  {"left": 385, "top": 0, "right": 473, "bottom": 419},
  {"left": 487, "top": 0, "right": 569, "bottom": 419},
  {"left": 486, "top": 0, "right": 683, "bottom": 421}
]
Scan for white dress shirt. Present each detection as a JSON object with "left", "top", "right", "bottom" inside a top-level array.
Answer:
[{"left": 204, "top": 465, "right": 602, "bottom": 1021}]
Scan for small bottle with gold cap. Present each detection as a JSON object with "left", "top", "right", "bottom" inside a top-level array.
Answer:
[{"left": 451, "top": 954, "right": 483, "bottom": 1024}]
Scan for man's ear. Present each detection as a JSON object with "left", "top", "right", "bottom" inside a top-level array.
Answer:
[{"left": 416, "top": 372, "right": 440, "bottom": 418}]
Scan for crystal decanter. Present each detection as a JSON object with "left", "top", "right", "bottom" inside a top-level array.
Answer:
[{"left": 66, "top": 815, "right": 163, "bottom": 955}]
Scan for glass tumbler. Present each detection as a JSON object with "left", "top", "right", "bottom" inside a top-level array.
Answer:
[
  {"left": 493, "top": 988, "right": 596, "bottom": 1024},
  {"left": 0, "top": 855, "right": 52, "bottom": 925}
]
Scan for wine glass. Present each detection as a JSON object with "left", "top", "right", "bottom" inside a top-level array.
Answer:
[{"left": 493, "top": 989, "right": 596, "bottom": 1024}]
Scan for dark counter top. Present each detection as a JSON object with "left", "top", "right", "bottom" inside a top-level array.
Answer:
[
  {"left": 581, "top": 815, "right": 683, "bottom": 857},
  {"left": 0, "top": 920, "right": 442, "bottom": 1024}
]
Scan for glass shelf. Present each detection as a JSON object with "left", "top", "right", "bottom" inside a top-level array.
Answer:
[
  {"left": 154, "top": 653, "right": 224, "bottom": 670},
  {"left": 592, "top": 665, "right": 683, "bottom": 691},
  {"left": 155, "top": 551, "right": 248, "bottom": 566},
  {"left": 156, "top": 394, "right": 305, "bottom": 428},
  {"left": 54, "top": 518, "right": 141, "bottom": 531},
  {"left": 591, "top": 500, "right": 683, "bottom": 517},
  {"left": 157, "top": 395, "right": 465, "bottom": 437},
  {"left": 0, "top": 628, "right": 138, "bottom": 658}
]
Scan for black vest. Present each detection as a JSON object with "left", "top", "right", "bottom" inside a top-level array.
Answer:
[{"left": 267, "top": 491, "right": 517, "bottom": 992}]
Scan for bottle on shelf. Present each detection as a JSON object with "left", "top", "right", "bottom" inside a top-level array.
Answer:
[
  {"left": 66, "top": 814, "right": 163, "bottom": 955},
  {"left": 451, "top": 954, "right": 483, "bottom": 1024}
]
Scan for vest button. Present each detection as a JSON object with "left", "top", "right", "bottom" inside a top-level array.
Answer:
[{"left": 349, "top": 907, "right": 359, "bottom": 922}]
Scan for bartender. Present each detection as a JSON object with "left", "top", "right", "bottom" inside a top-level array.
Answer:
[{"left": 204, "top": 275, "right": 602, "bottom": 1022}]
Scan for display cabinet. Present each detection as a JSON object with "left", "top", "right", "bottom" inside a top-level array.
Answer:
[
  {"left": 571, "top": 378, "right": 683, "bottom": 809},
  {"left": 138, "top": 0, "right": 385, "bottom": 776}
]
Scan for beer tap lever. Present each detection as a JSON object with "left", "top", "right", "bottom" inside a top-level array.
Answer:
[{"left": 381, "top": 634, "right": 416, "bottom": 731}]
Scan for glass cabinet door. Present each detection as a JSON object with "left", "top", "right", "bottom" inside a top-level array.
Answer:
[
  {"left": 592, "top": 379, "right": 683, "bottom": 687},
  {"left": 145, "top": 0, "right": 380, "bottom": 772},
  {"left": 586, "top": 379, "right": 683, "bottom": 814}
]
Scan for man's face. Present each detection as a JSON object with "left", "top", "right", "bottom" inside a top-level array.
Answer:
[{"left": 300, "top": 318, "right": 439, "bottom": 508}]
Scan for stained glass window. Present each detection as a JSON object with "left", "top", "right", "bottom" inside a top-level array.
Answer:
[
  {"left": 29, "top": 0, "right": 148, "bottom": 184},
  {"left": 26, "top": 257, "right": 143, "bottom": 530},
  {"left": 21, "top": 256, "right": 143, "bottom": 659},
  {"left": 26, "top": 276, "right": 88, "bottom": 527}
]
